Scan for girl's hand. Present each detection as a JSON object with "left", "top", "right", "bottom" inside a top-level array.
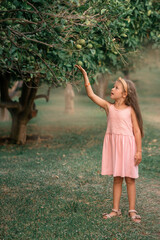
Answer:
[
  {"left": 75, "top": 65, "right": 87, "bottom": 76},
  {"left": 135, "top": 151, "right": 142, "bottom": 166}
]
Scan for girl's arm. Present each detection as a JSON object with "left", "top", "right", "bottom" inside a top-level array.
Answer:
[
  {"left": 75, "top": 65, "right": 110, "bottom": 113},
  {"left": 131, "top": 107, "right": 142, "bottom": 166}
]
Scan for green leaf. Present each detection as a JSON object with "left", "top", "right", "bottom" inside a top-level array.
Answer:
[
  {"left": 90, "top": 49, "right": 96, "bottom": 55},
  {"left": 101, "top": 9, "right": 106, "bottom": 14},
  {"left": 108, "top": 53, "right": 117, "bottom": 66}
]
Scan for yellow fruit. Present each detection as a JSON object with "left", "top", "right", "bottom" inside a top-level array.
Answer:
[
  {"left": 87, "top": 44, "right": 93, "bottom": 49},
  {"left": 121, "top": 33, "right": 127, "bottom": 38},
  {"left": 76, "top": 44, "right": 82, "bottom": 49},
  {"left": 78, "top": 39, "right": 86, "bottom": 45},
  {"left": 78, "top": 61, "right": 83, "bottom": 66}
]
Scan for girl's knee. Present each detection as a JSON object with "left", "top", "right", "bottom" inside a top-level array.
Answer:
[
  {"left": 125, "top": 177, "right": 135, "bottom": 184},
  {"left": 114, "top": 176, "right": 123, "bottom": 184}
]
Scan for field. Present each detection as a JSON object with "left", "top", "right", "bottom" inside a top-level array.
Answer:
[{"left": 0, "top": 63, "right": 160, "bottom": 239}]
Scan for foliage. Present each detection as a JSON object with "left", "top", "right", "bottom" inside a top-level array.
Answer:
[{"left": 0, "top": 0, "right": 159, "bottom": 86}]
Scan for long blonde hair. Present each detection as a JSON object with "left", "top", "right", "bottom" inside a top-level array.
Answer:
[{"left": 118, "top": 79, "right": 144, "bottom": 138}]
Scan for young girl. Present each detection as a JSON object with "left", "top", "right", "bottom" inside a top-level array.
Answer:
[{"left": 75, "top": 64, "right": 143, "bottom": 223}]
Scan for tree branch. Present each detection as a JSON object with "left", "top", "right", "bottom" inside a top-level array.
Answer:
[
  {"left": 0, "top": 101, "right": 20, "bottom": 109},
  {"left": 35, "top": 80, "right": 54, "bottom": 102},
  {"left": 24, "top": 76, "right": 40, "bottom": 118},
  {"left": 0, "top": 9, "right": 36, "bottom": 14},
  {"left": 8, "top": 27, "right": 54, "bottom": 48},
  {"left": 0, "top": 18, "right": 41, "bottom": 25},
  {"left": 4, "top": 32, "right": 59, "bottom": 87},
  {"left": 19, "top": 80, "right": 32, "bottom": 108},
  {"left": 35, "top": 94, "right": 49, "bottom": 102}
]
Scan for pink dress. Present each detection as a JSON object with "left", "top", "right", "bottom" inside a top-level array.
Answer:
[{"left": 101, "top": 104, "right": 139, "bottom": 178}]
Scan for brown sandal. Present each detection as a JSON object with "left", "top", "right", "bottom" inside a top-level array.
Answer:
[
  {"left": 128, "top": 210, "right": 141, "bottom": 223},
  {"left": 102, "top": 208, "right": 122, "bottom": 219}
]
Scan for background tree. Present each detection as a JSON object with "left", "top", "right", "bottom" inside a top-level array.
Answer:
[{"left": 0, "top": 0, "right": 159, "bottom": 144}]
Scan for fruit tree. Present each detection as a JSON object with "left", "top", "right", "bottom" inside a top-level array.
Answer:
[{"left": 0, "top": 0, "right": 159, "bottom": 144}]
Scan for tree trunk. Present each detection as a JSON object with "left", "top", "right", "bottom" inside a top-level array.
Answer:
[
  {"left": 0, "top": 73, "right": 40, "bottom": 144},
  {"left": 64, "top": 83, "right": 75, "bottom": 114},
  {"left": 10, "top": 114, "right": 27, "bottom": 144},
  {"left": 0, "top": 73, "right": 52, "bottom": 144},
  {"left": 93, "top": 73, "right": 109, "bottom": 99}
]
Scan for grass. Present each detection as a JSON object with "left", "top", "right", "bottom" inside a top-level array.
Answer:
[{"left": 0, "top": 64, "right": 160, "bottom": 239}]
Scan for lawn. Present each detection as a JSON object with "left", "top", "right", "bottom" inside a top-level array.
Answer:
[{"left": 0, "top": 64, "right": 160, "bottom": 240}]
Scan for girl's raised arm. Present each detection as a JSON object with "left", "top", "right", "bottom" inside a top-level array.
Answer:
[{"left": 75, "top": 65, "right": 110, "bottom": 113}]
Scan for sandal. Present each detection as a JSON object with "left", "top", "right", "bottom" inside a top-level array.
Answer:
[
  {"left": 128, "top": 210, "right": 141, "bottom": 223},
  {"left": 102, "top": 208, "right": 122, "bottom": 219}
]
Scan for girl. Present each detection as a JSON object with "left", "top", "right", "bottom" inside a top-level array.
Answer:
[{"left": 75, "top": 64, "right": 143, "bottom": 223}]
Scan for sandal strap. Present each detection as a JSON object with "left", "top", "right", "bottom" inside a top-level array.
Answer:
[
  {"left": 103, "top": 213, "right": 112, "bottom": 218},
  {"left": 112, "top": 209, "right": 118, "bottom": 213},
  {"left": 103, "top": 209, "right": 122, "bottom": 218},
  {"left": 131, "top": 215, "right": 141, "bottom": 219},
  {"left": 128, "top": 209, "right": 137, "bottom": 214},
  {"left": 112, "top": 209, "right": 121, "bottom": 215}
]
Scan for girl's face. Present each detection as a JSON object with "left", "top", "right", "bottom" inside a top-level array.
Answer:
[{"left": 110, "top": 81, "right": 126, "bottom": 100}]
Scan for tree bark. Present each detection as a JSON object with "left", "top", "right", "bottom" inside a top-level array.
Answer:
[
  {"left": 10, "top": 113, "right": 27, "bottom": 144},
  {"left": 64, "top": 83, "right": 75, "bottom": 114},
  {"left": 0, "top": 73, "right": 39, "bottom": 144},
  {"left": 10, "top": 79, "right": 39, "bottom": 144},
  {"left": 93, "top": 73, "right": 109, "bottom": 99}
]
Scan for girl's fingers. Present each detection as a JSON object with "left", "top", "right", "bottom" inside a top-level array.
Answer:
[
  {"left": 75, "top": 65, "right": 80, "bottom": 69},
  {"left": 135, "top": 155, "right": 139, "bottom": 165},
  {"left": 75, "top": 64, "right": 87, "bottom": 76},
  {"left": 75, "top": 64, "right": 81, "bottom": 69},
  {"left": 75, "top": 65, "right": 85, "bottom": 74},
  {"left": 135, "top": 160, "right": 139, "bottom": 166},
  {"left": 135, "top": 158, "right": 141, "bottom": 166},
  {"left": 75, "top": 65, "right": 83, "bottom": 70}
]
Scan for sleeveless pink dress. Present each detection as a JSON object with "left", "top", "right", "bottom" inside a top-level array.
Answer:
[{"left": 101, "top": 104, "right": 139, "bottom": 178}]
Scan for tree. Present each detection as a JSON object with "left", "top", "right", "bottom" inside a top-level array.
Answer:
[
  {"left": 93, "top": 73, "right": 109, "bottom": 99},
  {"left": 0, "top": 0, "right": 159, "bottom": 144},
  {"left": 65, "top": 83, "right": 75, "bottom": 114}
]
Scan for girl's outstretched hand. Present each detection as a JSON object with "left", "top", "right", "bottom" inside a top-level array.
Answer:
[{"left": 75, "top": 65, "right": 87, "bottom": 76}]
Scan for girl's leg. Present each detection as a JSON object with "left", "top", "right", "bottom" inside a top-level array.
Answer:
[
  {"left": 125, "top": 177, "right": 136, "bottom": 209},
  {"left": 107, "top": 176, "right": 123, "bottom": 217},
  {"left": 125, "top": 177, "right": 140, "bottom": 222}
]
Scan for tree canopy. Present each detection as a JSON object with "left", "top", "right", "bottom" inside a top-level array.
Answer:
[
  {"left": 0, "top": 0, "right": 159, "bottom": 86},
  {"left": 0, "top": 0, "right": 159, "bottom": 144}
]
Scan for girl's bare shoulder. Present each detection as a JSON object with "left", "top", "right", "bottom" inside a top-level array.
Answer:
[{"left": 130, "top": 106, "right": 136, "bottom": 115}]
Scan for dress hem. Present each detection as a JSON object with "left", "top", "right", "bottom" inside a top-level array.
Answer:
[{"left": 101, "top": 173, "right": 139, "bottom": 179}]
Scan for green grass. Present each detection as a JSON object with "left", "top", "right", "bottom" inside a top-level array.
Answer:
[{"left": 0, "top": 64, "right": 160, "bottom": 239}]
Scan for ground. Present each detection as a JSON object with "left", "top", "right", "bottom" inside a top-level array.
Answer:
[{"left": 0, "top": 61, "right": 160, "bottom": 239}]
